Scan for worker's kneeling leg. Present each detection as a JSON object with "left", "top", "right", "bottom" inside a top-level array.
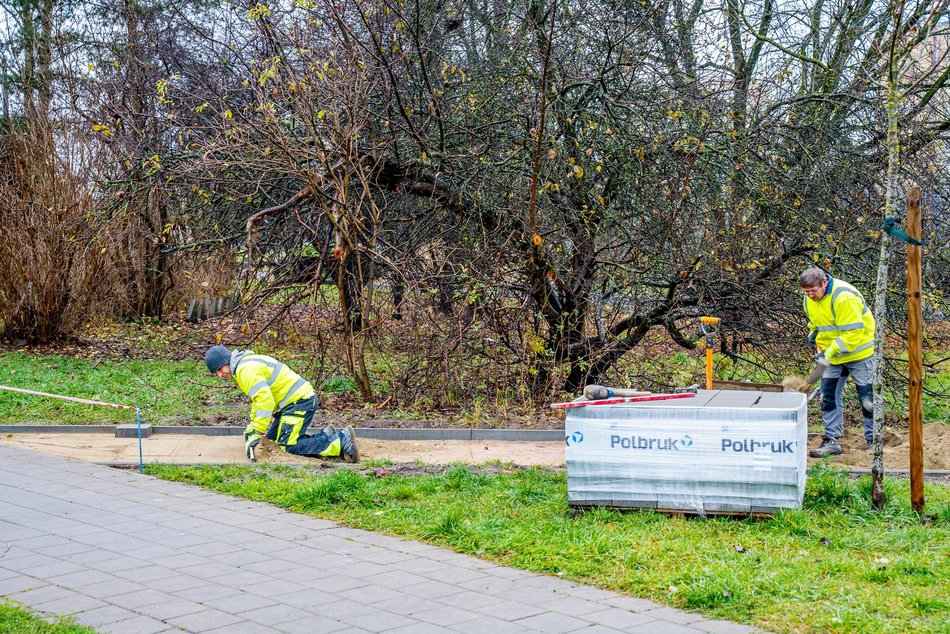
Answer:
[
  {"left": 275, "top": 398, "right": 342, "bottom": 457},
  {"left": 285, "top": 431, "right": 341, "bottom": 457}
]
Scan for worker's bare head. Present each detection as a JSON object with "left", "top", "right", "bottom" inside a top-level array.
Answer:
[
  {"left": 799, "top": 267, "right": 828, "bottom": 300},
  {"left": 205, "top": 345, "right": 232, "bottom": 378}
]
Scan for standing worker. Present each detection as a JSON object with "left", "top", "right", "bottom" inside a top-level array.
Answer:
[
  {"left": 205, "top": 345, "right": 359, "bottom": 462},
  {"left": 799, "top": 268, "right": 876, "bottom": 458}
]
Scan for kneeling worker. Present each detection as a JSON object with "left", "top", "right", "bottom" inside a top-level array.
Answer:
[{"left": 205, "top": 345, "right": 359, "bottom": 462}]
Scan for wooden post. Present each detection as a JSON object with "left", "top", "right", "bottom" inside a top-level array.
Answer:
[{"left": 906, "top": 187, "right": 924, "bottom": 513}]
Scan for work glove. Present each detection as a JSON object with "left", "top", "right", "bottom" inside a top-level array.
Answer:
[
  {"left": 807, "top": 331, "right": 818, "bottom": 345},
  {"left": 813, "top": 349, "right": 830, "bottom": 368},
  {"left": 243, "top": 425, "right": 260, "bottom": 460}
]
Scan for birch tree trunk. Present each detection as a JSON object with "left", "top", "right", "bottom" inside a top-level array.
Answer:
[
  {"left": 870, "top": 98, "right": 896, "bottom": 509},
  {"left": 871, "top": 44, "right": 903, "bottom": 508}
]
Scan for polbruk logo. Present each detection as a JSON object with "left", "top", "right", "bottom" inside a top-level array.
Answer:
[
  {"left": 565, "top": 431, "right": 584, "bottom": 447},
  {"left": 610, "top": 433, "right": 695, "bottom": 451}
]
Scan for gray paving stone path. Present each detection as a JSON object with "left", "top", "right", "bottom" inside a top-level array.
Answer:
[{"left": 0, "top": 445, "right": 766, "bottom": 633}]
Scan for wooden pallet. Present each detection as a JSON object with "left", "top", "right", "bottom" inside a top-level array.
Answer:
[{"left": 569, "top": 504, "right": 776, "bottom": 519}]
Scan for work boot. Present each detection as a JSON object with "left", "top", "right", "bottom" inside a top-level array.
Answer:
[
  {"left": 340, "top": 425, "right": 360, "bottom": 463},
  {"left": 809, "top": 437, "right": 842, "bottom": 458},
  {"left": 320, "top": 424, "right": 336, "bottom": 438}
]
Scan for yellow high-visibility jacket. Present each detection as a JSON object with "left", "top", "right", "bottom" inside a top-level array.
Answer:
[
  {"left": 804, "top": 277, "right": 876, "bottom": 365},
  {"left": 230, "top": 351, "right": 316, "bottom": 434}
]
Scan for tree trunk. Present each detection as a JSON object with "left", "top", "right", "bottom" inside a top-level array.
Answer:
[
  {"left": 37, "top": 0, "right": 53, "bottom": 117},
  {"left": 20, "top": 1, "right": 36, "bottom": 118},
  {"left": 871, "top": 81, "right": 900, "bottom": 509},
  {"left": 337, "top": 250, "right": 372, "bottom": 399}
]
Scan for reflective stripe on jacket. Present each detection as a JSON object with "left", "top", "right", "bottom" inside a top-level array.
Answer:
[
  {"left": 229, "top": 350, "right": 316, "bottom": 434},
  {"left": 803, "top": 277, "right": 876, "bottom": 365}
]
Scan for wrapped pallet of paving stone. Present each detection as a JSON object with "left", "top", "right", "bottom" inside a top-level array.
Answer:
[{"left": 565, "top": 390, "right": 808, "bottom": 516}]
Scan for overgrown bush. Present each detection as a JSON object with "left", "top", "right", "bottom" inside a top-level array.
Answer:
[{"left": 0, "top": 122, "right": 117, "bottom": 342}]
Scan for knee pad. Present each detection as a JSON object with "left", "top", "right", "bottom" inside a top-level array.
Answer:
[{"left": 856, "top": 383, "right": 874, "bottom": 416}]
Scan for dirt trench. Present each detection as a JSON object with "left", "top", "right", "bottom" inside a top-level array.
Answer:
[{"left": 1, "top": 423, "right": 948, "bottom": 473}]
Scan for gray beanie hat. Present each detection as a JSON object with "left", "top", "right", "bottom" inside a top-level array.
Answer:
[{"left": 205, "top": 345, "right": 231, "bottom": 372}]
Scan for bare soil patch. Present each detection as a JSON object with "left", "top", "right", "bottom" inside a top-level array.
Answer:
[
  {"left": 250, "top": 435, "right": 566, "bottom": 468},
  {"left": 823, "top": 422, "right": 950, "bottom": 471},
  {"left": 0, "top": 433, "right": 567, "bottom": 473},
  {"left": 2, "top": 423, "right": 947, "bottom": 478}
]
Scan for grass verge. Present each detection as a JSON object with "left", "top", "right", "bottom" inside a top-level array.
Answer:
[
  {"left": 0, "top": 602, "right": 98, "bottom": 633},
  {"left": 3, "top": 349, "right": 947, "bottom": 427},
  {"left": 144, "top": 461, "right": 950, "bottom": 634},
  {"left": 0, "top": 352, "right": 237, "bottom": 424}
]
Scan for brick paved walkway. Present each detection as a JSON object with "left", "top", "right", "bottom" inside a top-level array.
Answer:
[{"left": 0, "top": 446, "right": 764, "bottom": 633}]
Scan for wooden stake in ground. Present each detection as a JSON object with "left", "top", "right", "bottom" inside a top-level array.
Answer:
[{"left": 907, "top": 187, "right": 924, "bottom": 513}]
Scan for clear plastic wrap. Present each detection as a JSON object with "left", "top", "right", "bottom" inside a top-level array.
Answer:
[{"left": 565, "top": 390, "right": 808, "bottom": 516}]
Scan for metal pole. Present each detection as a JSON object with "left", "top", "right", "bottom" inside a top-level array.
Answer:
[
  {"left": 136, "top": 406, "right": 144, "bottom": 473},
  {"left": 0, "top": 385, "right": 144, "bottom": 472},
  {"left": 906, "top": 187, "right": 924, "bottom": 512}
]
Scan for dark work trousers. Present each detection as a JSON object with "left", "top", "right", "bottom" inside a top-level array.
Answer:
[
  {"left": 819, "top": 358, "right": 875, "bottom": 443},
  {"left": 265, "top": 396, "right": 337, "bottom": 456}
]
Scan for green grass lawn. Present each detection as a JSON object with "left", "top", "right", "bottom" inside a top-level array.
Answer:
[
  {"left": 0, "top": 602, "right": 98, "bottom": 633},
  {"left": 0, "top": 351, "right": 397, "bottom": 425},
  {"left": 0, "top": 352, "right": 236, "bottom": 424},
  {"left": 2, "top": 349, "right": 947, "bottom": 426},
  {"left": 145, "top": 461, "right": 950, "bottom": 634}
]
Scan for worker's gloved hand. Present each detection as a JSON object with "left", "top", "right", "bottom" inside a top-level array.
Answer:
[
  {"left": 813, "top": 350, "right": 830, "bottom": 367},
  {"left": 244, "top": 432, "right": 260, "bottom": 459},
  {"left": 243, "top": 425, "right": 260, "bottom": 459},
  {"left": 808, "top": 331, "right": 818, "bottom": 345}
]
